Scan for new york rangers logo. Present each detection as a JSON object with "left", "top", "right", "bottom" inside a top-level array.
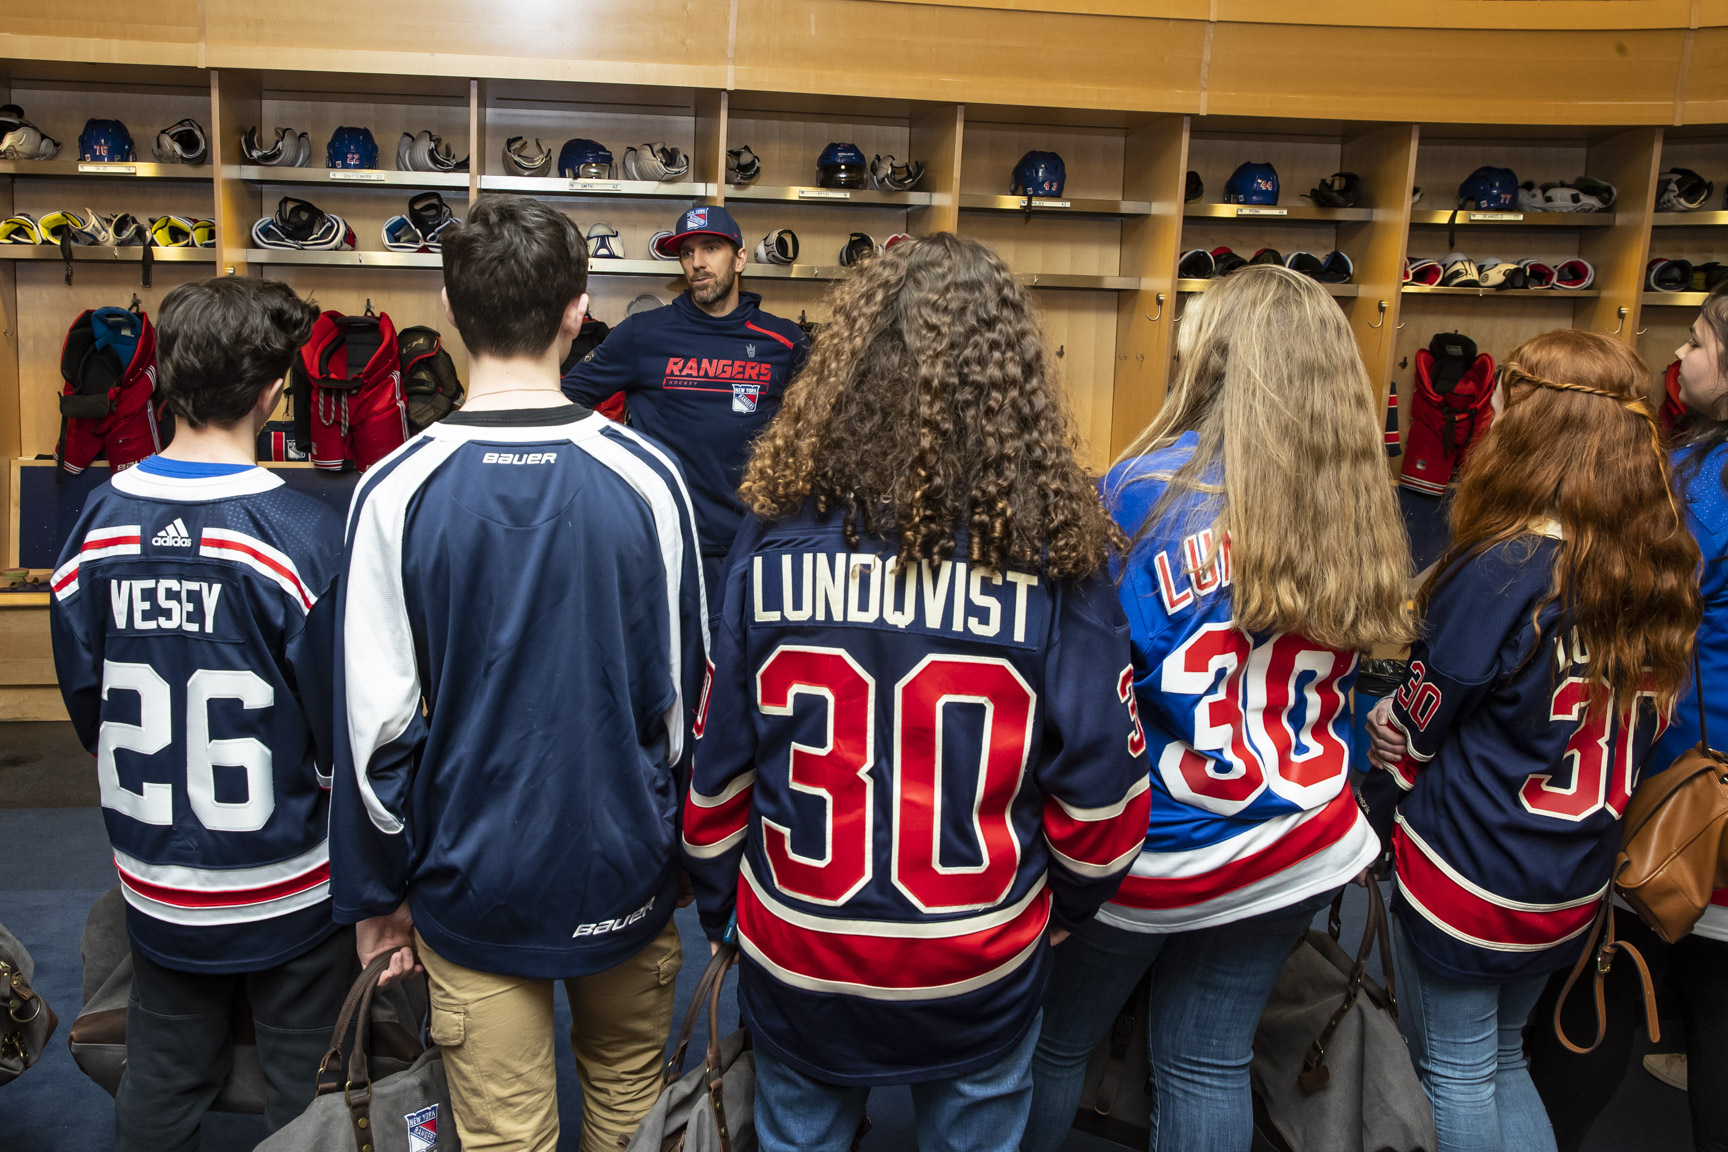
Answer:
[
  {"left": 733, "top": 382, "right": 761, "bottom": 414},
  {"left": 686, "top": 207, "right": 708, "bottom": 230},
  {"left": 404, "top": 1104, "right": 439, "bottom": 1151}
]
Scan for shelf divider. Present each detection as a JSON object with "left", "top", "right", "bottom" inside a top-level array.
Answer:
[{"left": 1111, "top": 114, "right": 1189, "bottom": 461}]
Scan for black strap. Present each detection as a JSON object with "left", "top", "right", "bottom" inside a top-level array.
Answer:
[
  {"left": 140, "top": 235, "right": 153, "bottom": 289},
  {"left": 1695, "top": 648, "right": 1709, "bottom": 753}
]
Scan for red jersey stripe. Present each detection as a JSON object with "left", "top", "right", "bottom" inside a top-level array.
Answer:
[
  {"left": 1393, "top": 821, "right": 1600, "bottom": 949},
  {"left": 683, "top": 782, "right": 753, "bottom": 851},
  {"left": 1042, "top": 777, "right": 1152, "bottom": 870},
  {"left": 1110, "top": 786, "right": 1360, "bottom": 910},
  {"left": 202, "top": 535, "right": 313, "bottom": 609},
  {"left": 738, "top": 874, "right": 1049, "bottom": 992},
  {"left": 115, "top": 859, "right": 330, "bottom": 909},
  {"left": 744, "top": 321, "right": 796, "bottom": 350}
]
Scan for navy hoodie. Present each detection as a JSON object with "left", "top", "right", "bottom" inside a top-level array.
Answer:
[{"left": 562, "top": 290, "right": 808, "bottom": 559}]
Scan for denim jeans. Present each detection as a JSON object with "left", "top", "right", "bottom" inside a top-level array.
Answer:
[
  {"left": 754, "top": 1011, "right": 1041, "bottom": 1152},
  {"left": 1020, "top": 890, "right": 1334, "bottom": 1152},
  {"left": 1392, "top": 917, "right": 1556, "bottom": 1152}
]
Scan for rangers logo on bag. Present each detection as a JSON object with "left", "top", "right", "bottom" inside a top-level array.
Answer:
[{"left": 404, "top": 1104, "right": 439, "bottom": 1152}]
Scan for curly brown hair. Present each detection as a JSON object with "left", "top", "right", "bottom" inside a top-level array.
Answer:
[
  {"left": 1426, "top": 328, "right": 1701, "bottom": 713},
  {"left": 740, "top": 231, "right": 1124, "bottom": 580}
]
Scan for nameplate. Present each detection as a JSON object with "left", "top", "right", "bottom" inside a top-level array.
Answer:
[
  {"left": 570, "top": 180, "right": 623, "bottom": 192},
  {"left": 1468, "top": 212, "right": 1523, "bottom": 222},
  {"left": 799, "top": 189, "right": 851, "bottom": 200},
  {"left": 1236, "top": 207, "right": 1287, "bottom": 216},
  {"left": 329, "top": 171, "right": 386, "bottom": 182},
  {"left": 79, "top": 164, "right": 136, "bottom": 174},
  {"left": 1025, "top": 198, "right": 1071, "bottom": 209}
]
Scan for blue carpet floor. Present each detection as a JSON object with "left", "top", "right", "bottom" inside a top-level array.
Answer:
[{"left": 0, "top": 803, "right": 1692, "bottom": 1151}]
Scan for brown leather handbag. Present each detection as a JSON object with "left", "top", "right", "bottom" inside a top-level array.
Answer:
[{"left": 1614, "top": 661, "right": 1728, "bottom": 944}]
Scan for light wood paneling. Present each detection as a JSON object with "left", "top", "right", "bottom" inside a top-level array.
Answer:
[
  {"left": 695, "top": 90, "right": 729, "bottom": 198},
  {"left": 1034, "top": 288, "right": 1119, "bottom": 474},
  {"left": 0, "top": 599, "right": 62, "bottom": 721},
  {"left": 0, "top": 10, "right": 202, "bottom": 70},
  {"left": 483, "top": 86, "right": 699, "bottom": 186},
  {"left": 1112, "top": 115, "right": 1187, "bottom": 460},
  {"left": 731, "top": 0, "right": 1208, "bottom": 112},
  {"left": 961, "top": 120, "right": 1126, "bottom": 199},
  {"left": 908, "top": 103, "right": 964, "bottom": 236},
  {"left": 212, "top": 69, "right": 261, "bottom": 277},
  {"left": 1340, "top": 124, "right": 1420, "bottom": 391},
  {"left": 1207, "top": 24, "right": 1686, "bottom": 124},
  {"left": 728, "top": 107, "right": 910, "bottom": 191},
  {"left": 1578, "top": 127, "right": 1663, "bottom": 339},
  {"left": 870, "top": 0, "right": 1700, "bottom": 30}
]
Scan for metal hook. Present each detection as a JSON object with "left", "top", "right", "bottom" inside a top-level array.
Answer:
[
  {"left": 1608, "top": 306, "right": 1626, "bottom": 336},
  {"left": 1637, "top": 326, "right": 1649, "bottom": 336},
  {"left": 1368, "top": 300, "right": 1387, "bottom": 329},
  {"left": 1146, "top": 292, "right": 1166, "bottom": 323},
  {"left": 364, "top": 298, "right": 377, "bottom": 317},
  {"left": 1055, "top": 344, "right": 1065, "bottom": 359}
]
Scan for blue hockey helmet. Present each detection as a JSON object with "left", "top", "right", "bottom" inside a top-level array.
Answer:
[
  {"left": 326, "top": 126, "right": 379, "bottom": 170},
  {"left": 817, "top": 141, "right": 868, "bottom": 189},
  {"left": 1011, "top": 151, "right": 1066, "bottom": 198},
  {"left": 1458, "top": 166, "right": 1518, "bottom": 210},
  {"left": 1223, "top": 162, "right": 1279, "bottom": 205},
  {"left": 559, "top": 138, "right": 614, "bottom": 180},
  {"left": 78, "top": 119, "right": 135, "bottom": 163}
]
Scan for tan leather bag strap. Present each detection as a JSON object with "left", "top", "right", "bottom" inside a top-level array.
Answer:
[
  {"left": 1552, "top": 900, "right": 1660, "bottom": 1054},
  {"left": 315, "top": 955, "right": 392, "bottom": 1097},
  {"left": 706, "top": 945, "right": 736, "bottom": 1152},
  {"left": 664, "top": 945, "right": 735, "bottom": 1087}
]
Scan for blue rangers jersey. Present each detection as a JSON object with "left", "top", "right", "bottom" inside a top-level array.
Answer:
[
  {"left": 329, "top": 404, "right": 707, "bottom": 980},
  {"left": 1385, "top": 531, "right": 1667, "bottom": 982},
  {"left": 49, "top": 457, "right": 342, "bottom": 973},
  {"left": 1653, "top": 443, "right": 1728, "bottom": 942},
  {"left": 681, "top": 506, "right": 1151, "bottom": 1085},
  {"left": 561, "top": 291, "right": 808, "bottom": 560},
  {"left": 1098, "top": 435, "right": 1379, "bottom": 935}
]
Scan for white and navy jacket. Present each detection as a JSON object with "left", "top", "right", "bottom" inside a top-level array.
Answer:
[
  {"left": 682, "top": 506, "right": 1150, "bottom": 1085},
  {"left": 49, "top": 458, "right": 343, "bottom": 973},
  {"left": 1098, "top": 436, "right": 1379, "bottom": 934},
  {"left": 329, "top": 404, "right": 707, "bottom": 979}
]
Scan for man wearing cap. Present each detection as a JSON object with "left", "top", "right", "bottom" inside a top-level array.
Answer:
[{"left": 562, "top": 204, "right": 809, "bottom": 593}]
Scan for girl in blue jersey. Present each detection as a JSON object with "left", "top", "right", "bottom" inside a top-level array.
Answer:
[
  {"left": 1366, "top": 328, "right": 1702, "bottom": 1152},
  {"left": 1023, "top": 265, "right": 1416, "bottom": 1152},
  {"left": 1526, "top": 287, "right": 1728, "bottom": 1152}
]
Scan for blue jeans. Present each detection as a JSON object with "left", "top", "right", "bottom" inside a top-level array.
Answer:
[
  {"left": 1021, "top": 891, "right": 1334, "bottom": 1152},
  {"left": 1392, "top": 917, "right": 1557, "bottom": 1152},
  {"left": 755, "top": 1010, "right": 1041, "bottom": 1152}
]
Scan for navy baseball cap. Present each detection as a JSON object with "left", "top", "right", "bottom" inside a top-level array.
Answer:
[{"left": 654, "top": 203, "right": 743, "bottom": 257}]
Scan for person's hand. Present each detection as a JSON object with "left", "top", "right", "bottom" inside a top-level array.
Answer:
[
  {"left": 1365, "top": 697, "right": 1407, "bottom": 770},
  {"left": 357, "top": 902, "right": 421, "bottom": 987},
  {"left": 1049, "top": 927, "right": 1072, "bottom": 948}
]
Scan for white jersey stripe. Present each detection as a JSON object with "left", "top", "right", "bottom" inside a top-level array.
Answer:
[{"left": 112, "top": 841, "right": 329, "bottom": 892}]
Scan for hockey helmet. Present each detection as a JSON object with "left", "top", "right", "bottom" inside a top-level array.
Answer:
[
  {"left": 559, "top": 138, "right": 614, "bottom": 180},
  {"left": 1010, "top": 150, "right": 1066, "bottom": 198},
  {"left": 726, "top": 145, "right": 761, "bottom": 184},
  {"left": 1457, "top": 166, "right": 1517, "bottom": 210},
  {"left": 1308, "top": 171, "right": 1361, "bottom": 209},
  {"left": 870, "top": 154, "right": 925, "bottom": 192},
  {"left": 1210, "top": 247, "right": 1247, "bottom": 275},
  {"left": 1224, "top": 162, "right": 1279, "bottom": 205},
  {"left": 623, "top": 142, "right": 691, "bottom": 182},
  {"left": 503, "top": 136, "right": 550, "bottom": 176},
  {"left": 1317, "top": 250, "right": 1354, "bottom": 284},
  {"left": 242, "top": 127, "right": 310, "bottom": 167},
  {"left": 1178, "top": 249, "right": 1215, "bottom": 279},
  {"left": 0, "top": 106, "right": 59, "bottom": 160},
  {"left": 586, "top": 222, "right": 623, "bottom": 260},
  {"left": 1647, "top": 257, "right": 1694, "bottom": 293},
  {"left": 839, "top": 232, "right": 878, "bottom": 266},
  {"left": 1657, "top": 168, "right": 1713, "bottom": 212},
  {"left": 326, "top": 126, "right": 379, "bottom": 170},
  {"left": 152, "top": 119, "right": 207, "bottom": 165},
  {"left": 753, "top": 229, "right": 799, "bottom": 265},
  {"left": 817, "top": 142, "right": 869, "bottom": 189},
  {"left": 78, "top": 119, "right": 135, "bottom": 163},
  {"left": 1285, "top": 251, "right": 1325, "bottom": 278},
  {"left": 1185, "top": 170, "right": 1203, "bottom": 203}
]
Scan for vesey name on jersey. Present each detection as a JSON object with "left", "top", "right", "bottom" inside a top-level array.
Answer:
[
  {"left": 109, "top": 578, "right": 224, "bottom": 634},
  {"left": 750, "top": 550, "right": 1044, "bottom": 646}
]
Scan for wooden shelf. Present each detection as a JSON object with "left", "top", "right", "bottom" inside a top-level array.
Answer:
[
  {"left": 1183, "top": 204, "right": 1373, "bottom": 223},
  {"left": 0, "top": 159, "right": 212, "bottom": 181},
  {"left": 1408, "top": 209, "right": 1613, "bottom": 228},
  {"left": 1402, "top": 285, "right": 1601, "bottom": 297},
  {"left": 1649, "top": 211, "right": 1728, "bottom": 227},
  {"left": 731, "top": 185, "right": 933, "bottom": 208},
  {"left": 478, "top": 175, "right": 712, "bottom": 199},
  {"left": 242, "top": 249, "right": 442, "bottom": 267},
  {"left": 1178, "top": 277, "right": 1357, "bottom": 297},
  {"left": 959, "top": 194, "right": 1148, "bottom": 216},
  {"left": 0, "top": 246, "right": 215, "bottom": 262},
  {"left": 238, "top": 166, "right": 470, "bottom": 191},
  {"left": 1643, "top": 291, "right": 1710, "bottom": 306},
  {"left": 1017, "top": 273, "right": 1140, "bottom": 290}
]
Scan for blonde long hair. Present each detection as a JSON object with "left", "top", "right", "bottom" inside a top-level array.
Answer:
[{"left": 1112, "top": 265, "right": 1414, "bottom": 651}]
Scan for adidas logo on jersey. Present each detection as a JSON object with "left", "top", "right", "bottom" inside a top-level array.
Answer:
[{"left": 151, "top": 518, "right": 192, "bottom": 547}]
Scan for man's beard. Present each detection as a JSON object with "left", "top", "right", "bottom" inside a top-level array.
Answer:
[{"left": 690, "top": 263, "right": 736, "bottom": 306}]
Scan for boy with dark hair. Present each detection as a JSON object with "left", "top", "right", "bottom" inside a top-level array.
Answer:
[
  {"left": 330, "top": 194, "right": 708, "bottom": 1152},
  {"left": 48, "top": 276, "right": 354, "bottom": 1151}
]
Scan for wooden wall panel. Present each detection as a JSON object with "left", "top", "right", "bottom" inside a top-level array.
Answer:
[
  {"left": 731, "top": 0, "right": 1208, "bottom": 112},
  {"left": 1679, "top": 28, "right": 1728, "bottom": 124},
  {"left": 0, "top": 6, "right": 202, "bottom": 69},
  {"left": 868, "top": 0, "right": 1700, "bottom": 30},
  {"left": 908, "top": 103, "right": 964, "bottom": 235},
  {"left": 1340, "top": 123, "right": 1419, "bottom": 395},
  {"left": 1112, "top": 115, "right": 1186, "bottom": 461},
  {"left": 1578, "top": 127, "right": 1662, "bottom": 339},
  {"left": 0, "top": 603, "right": 64, "bottom": 722},
  {"left": 1207, "top": 24, "right": 1686, "bottom": 124},
  {"left": 202, "top": 0, "right": 732, "bottom": 89},
  {"left": 1033, "top": 289, "right": 1119, "bottom": 473}
]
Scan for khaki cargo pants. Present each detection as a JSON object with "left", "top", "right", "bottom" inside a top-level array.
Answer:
[{"left": 416, "top": 918, "right": 682, "bottom": 1152}]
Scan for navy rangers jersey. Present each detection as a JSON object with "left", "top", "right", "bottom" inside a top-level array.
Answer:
[
  {"left": 329, "top": 404, "right": 707, "bottom": 979},
  {"left": 1386, "top": 532, "right": 1667, "bottom": 982},
  {"left": 1097, "top": 436, "right": 1379, "bottom": 934},
  {"left": 681, "top": 506, "right": 1151, "bottom": 1085},
  {"left": 561, "top": 291, "right": 807, "bottom": 560},
  {"left": 49, "top": 456, "right": 342, "bottom": 973}
]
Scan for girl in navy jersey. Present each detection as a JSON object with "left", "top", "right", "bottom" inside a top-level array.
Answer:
[
  {"left": 1526, "top": 286, "right": 1728, "bottom": 1152},
  {"left": 1366, "top": 328, "right": 1702, "bottom": 1152},
  {"left": 1022, "top": 265, "right": 1415, "bottom": 1152}
]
